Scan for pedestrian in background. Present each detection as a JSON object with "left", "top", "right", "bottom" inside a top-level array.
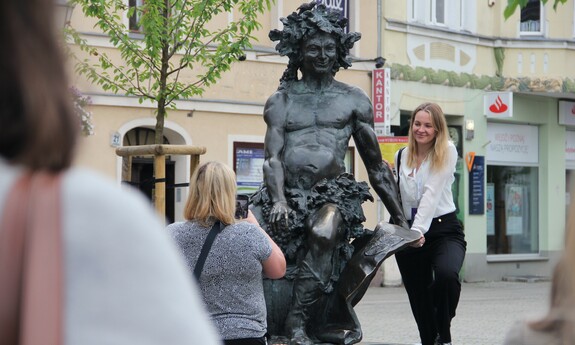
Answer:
[
  {"left": 0, "top": 0, "right": 220, "bottom": 344},
  {"left": 393, "top": 102, "right": 467, "bottom": 345},
  {"left": 504, "top": 195, "right": 575, "bottom": 344},
  {"left": 168, "top": 161, "right": 286, "bottom": 345}
]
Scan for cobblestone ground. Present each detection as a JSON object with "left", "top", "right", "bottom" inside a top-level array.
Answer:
[{"left": 355, "top": 281, "right": 551, "bottom": 345}]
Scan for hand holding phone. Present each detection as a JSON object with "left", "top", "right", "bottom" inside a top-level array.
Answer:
[{"left": 235, "top": 194, "right": 249, "bottom": 219}]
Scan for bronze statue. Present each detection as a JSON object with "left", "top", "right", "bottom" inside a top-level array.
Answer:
[{"left": 250, "top": 3, "right": 419, "bottom": 344}]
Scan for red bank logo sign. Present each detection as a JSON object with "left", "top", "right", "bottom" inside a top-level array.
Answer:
[
  {"left": 484, "top": 92, "right": 513, "bottom": 118},
  {"left": 559, "top": 101, "right": 575, "bottom": 126},
  {"left": 372, "top": 68, "right": 390, "bottom": 137}
]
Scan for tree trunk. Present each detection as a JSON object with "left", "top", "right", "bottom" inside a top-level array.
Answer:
[{"left": 152, "top": 0, "right": 171, "bottom": 219}]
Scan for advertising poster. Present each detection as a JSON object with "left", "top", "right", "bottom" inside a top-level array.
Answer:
[
  {"left": 235, "top": 146, "right": 265, "bottom": 195},
  {"left": 378, "top": 136, "right": 408, "bottom": 166},
  {"left": 486, "top": 183, "right": 495, "bottom": 235},
  {"left": 505, "top": 184, "right": 524, "bottom": 235}
]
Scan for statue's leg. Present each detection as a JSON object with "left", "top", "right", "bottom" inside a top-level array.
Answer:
[{"left": 285, "top": 204, "right": 343, "bottom": 345}]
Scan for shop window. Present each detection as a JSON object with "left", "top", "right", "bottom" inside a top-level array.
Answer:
[
  {"left": 486, "top": 166, "right": 539, "bottom": 254},
  {"left": 520, "top": 0, "right": 543, "bottom": 35},
  {"left": 567, "top": 170, "right": 575, "bottom": 221}
]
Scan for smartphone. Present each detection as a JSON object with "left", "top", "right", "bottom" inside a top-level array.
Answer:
[{"left": 235, "top": 194, "right": 249, "bottom": 219}]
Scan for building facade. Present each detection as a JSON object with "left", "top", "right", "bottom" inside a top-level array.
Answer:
[{"left": 68, "top": 0, "right": 575, "bottom": 282}]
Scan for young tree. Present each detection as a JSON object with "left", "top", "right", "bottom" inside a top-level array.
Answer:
[
  {"left": 67, "top": 0, "right": 272, "bottom": 215},
  {"left": 504, "top": 0, "right": 567, "bottom": 19},
  {"left": 68, "top": 0, "right": 272, "bottom": 145}
]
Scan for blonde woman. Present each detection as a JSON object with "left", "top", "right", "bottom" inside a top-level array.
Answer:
[
  {"left": 504, "top": 195, "right": 575, "bottom": 345},
  {"left": 393, "top": 103, "right": 466, "bottom": 345},
  {"left": 168, "top": 161, "right": 286, "bottom": 345}
]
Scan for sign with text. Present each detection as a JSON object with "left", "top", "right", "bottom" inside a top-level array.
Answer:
[
  {"left": 486, "top": 123, "right": 538, "bottom": 164},
  {"left": 559, "top": 101, "right": 575, "bottom": 125},
  {"left": 378, "top": 136, "right": 408, "bottom": 166},
  {"left": 315, "top": 0, "right": 349, "bottom": 21},
  {"left": 373, "top": 68, "right": 391, "bottom": 137},
  {"left": 484, "top": 92, "right": 513, "bottom": 118},
  {"left": 469, "top": 155, "right": 485, "bottom": 215},
  {"left": 234, "top": 144, "right": 265, "bottom": 195}
]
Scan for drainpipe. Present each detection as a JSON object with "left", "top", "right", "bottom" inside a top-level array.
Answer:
[{"left": 377, "top": 0, "right": 382, "bottom": 58}]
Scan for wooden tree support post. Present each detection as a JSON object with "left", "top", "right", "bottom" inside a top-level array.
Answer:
[
  {"left": 154, "top": 153, "right": 166, "bottom": 216},
  {"left": 116, "top": 144, "right": 207, "bottom": 218}
]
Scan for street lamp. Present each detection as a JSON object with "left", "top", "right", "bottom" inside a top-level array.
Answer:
[{"left": 55, "top": 0, "right": 76, "bottom": 28}]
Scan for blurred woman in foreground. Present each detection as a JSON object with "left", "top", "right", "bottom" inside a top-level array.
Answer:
[{"left": 0, "top": 0, "right": 220, "bottom": 343}]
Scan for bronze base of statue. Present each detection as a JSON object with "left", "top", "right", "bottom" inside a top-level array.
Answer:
[{"left": 265, "top": 223, "right": 420, "bottom": 345}]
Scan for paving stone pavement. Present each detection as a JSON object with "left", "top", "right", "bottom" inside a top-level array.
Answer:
[{"left": 355, "top": 281, "right": 551, "bottom": 345}]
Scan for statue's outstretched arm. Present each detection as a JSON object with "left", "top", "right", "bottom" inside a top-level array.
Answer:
[{"left": 352, "top": 101, "right": 409, "bottom": 229}]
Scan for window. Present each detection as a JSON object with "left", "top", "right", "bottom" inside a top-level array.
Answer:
[
  {"left": 129, "top": 0, "right": 144, "bottom": 32},
  {"left": 485, "top": 123, "right": 540, "bottom": 255},
  {"left": 458, "top": 0, "right": 476, "bottom": 32},
  {"left": 520, "top": 0, "right": 543, "bottom": 35},
  {"left": 409, "top": 0, "right": 460, "bottom": 29},
  {"left": 431, "top": 0, "right": 446, "bottom": 25},
  {"left": 408, "top": 0, "right": 425, "bottom": 23},
  {"left": 486, "top": 166, "right": 539, "bottom": 254}
]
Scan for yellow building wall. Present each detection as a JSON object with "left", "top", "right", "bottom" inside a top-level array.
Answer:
[{"left": 68, "top": 0, "right": 575, "bottom": 236}]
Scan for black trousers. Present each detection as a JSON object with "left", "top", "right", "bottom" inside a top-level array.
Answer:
[
  {"left": 395, "top": 212, "right": 466, "bottom": 345},
  {"left": 223, "top": 336, "right": 267, "bottom": 345}
]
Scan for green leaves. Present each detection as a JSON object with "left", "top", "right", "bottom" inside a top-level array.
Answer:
[
  {"left": 503, "top": 0, "right": 566, "bottom": 19},
  {"left": 67, "top": 0, "right": 273, "bottom": 142}
]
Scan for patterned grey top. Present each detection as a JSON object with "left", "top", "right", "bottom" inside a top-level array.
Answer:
[{"left": 168, "top": 220, "right": 272, "bottom": 340}]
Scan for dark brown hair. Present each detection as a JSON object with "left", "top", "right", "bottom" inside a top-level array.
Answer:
[{"left": 0, "top": 0, "right": 78, "bottom": 171}]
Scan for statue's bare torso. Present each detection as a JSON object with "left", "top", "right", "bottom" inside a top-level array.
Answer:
[{"left": 272, "top": 81, "right": 365, "bottom": 190}]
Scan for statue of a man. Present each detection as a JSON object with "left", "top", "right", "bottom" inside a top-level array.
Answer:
[{"left": 251, "top": 3, "right": 416, "bottom": 344}]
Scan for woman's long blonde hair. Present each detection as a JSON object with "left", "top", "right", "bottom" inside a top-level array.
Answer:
[
  {"left": 184, "top": 161, "right": 237, "bottom": 226},
  {"left": 528, "top": 192, "right": 575, "bottom": 344},
  {"left": 406, "top": 102, "right": 450, "bottom": 172}
]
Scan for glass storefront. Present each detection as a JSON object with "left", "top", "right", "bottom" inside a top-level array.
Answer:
[
  {"left": 567, "top": 170, "right": 575, "bottom": 220},
  {"left": 486, "top": 166, "right": 539, "bottom": 254},
  {"left": 486, "top": 123, "right": 539, "bottom": 255}
]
